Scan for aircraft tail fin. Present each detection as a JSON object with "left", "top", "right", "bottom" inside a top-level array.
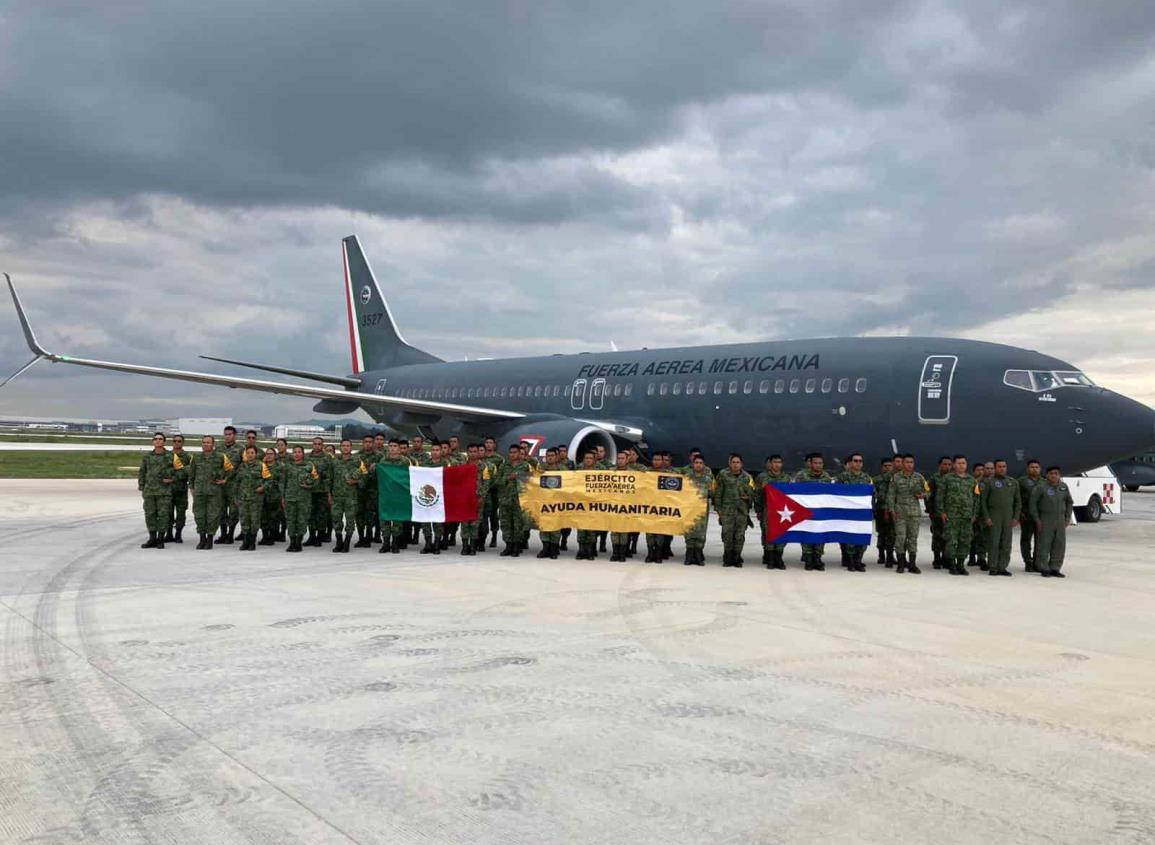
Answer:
[{"left": 341, "top": 236, "right": 441, "bottom": 372}]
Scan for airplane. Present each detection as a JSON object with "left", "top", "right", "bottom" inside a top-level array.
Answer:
[
  {"left": 5, "top": 235, "right": 1154, "bottom": 474},
  {"left": 1110, "top": 454, "right": 1155, "bottom": 492}
]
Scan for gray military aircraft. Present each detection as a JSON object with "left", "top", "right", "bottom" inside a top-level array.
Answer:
[{"left": 5, "top": 235, "right": 1154, "bottom": 473}]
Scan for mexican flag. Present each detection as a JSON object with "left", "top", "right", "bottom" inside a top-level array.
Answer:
[{"left": 378, "top": 463, "right": 480, "bottom": 523}]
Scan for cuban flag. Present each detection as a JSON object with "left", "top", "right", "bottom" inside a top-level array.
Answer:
[{"left": 764, "top": 483, "right": 874, "bottom": 545}]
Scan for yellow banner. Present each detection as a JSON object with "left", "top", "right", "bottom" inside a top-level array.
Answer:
[{"left": 521, "top": 470, "right": 707, "bottom": 534}]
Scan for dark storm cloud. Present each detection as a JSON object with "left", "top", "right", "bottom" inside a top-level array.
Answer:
[{"left": 3, "top": 0, "right": 1155, "bottom": 418}]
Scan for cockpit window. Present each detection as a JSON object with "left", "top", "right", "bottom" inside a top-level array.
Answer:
[
  {"left": 1004, "top": 369, "right": 1094, "bottom": 392},
  {"left": 1003, "top": 370, "right": 1032, "bottom": 390}
]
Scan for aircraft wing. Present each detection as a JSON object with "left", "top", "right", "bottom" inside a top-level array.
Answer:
[{"left": 3, "top": 274, "right": 524, "bottom": 424}]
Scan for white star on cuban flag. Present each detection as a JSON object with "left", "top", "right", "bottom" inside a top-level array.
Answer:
[{"left": 762, "top": 482, "right": 874, "bottom": 545}]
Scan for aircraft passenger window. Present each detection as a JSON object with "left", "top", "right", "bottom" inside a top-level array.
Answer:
[
  {"left": 685, "top": 382, "right": 695, "bottom": 395},
  {"left": 513, "top": 386, "right": 520, "bottom": 397},
  {"left": 624, "top": 384, "right": 633, "bottom": 396},
  {"left": 758, "top": 380, "right": 769, "bottom": 394},
  {"left": 483, "top": 387, "right": 491, "bottom": 398},
  {"left": 534, "top": 386, "right": 542, "bottom": 397},
  {"left": 555, "top": 385, "right": 562, "bottom": 397},
  {"left": 789, "top": 379, "right": 800, "bottom": 394},
  {"left": 774, "top": 380, "right": 785, "bottom": 394},
  {"left": 564, "top": 385, "right": 571, "bottom": 396},
  {"left": 714, "top": 381, "right": 723, "bottom": 395},
  {"left": 855, "top": 378, "right": 868, "bottom": 393},
  {"left": 613, "top": 384, "right": 622, "bottom": 397},
  {"left": 698, "top": 381, "right": 707, "bottom": 394},
  {"left": 728, "top": 381, "right": 738, "bottom": 394},
  {"left": 469, "top": 388, "right": 477, "bottom": 398},
  {"left": 672, "top": 382, "right": 682, "bottom": 395},
  {"left": 659, "top": 383, "right": 668, "bottom": 396},
  {"left": 821, "top": 378, "right": 832, "bottom": 393},
  {"left": 743, "top": 380, "right": 753, "bottom": 394},
  {"left": 647, "top": 383, "right": 655, "bottom": 396},
  {"left": 499, "top": 387, "right": 507, "bottom": 397},
  {"left": 838, "top": 378, "right": 849, "bottom": 393},
  {"left": 1032, "top": 371, "right": 1061, "bottom": 391},
  {"left": 804, "top": 379, "right": 816, "bottom": 394}
]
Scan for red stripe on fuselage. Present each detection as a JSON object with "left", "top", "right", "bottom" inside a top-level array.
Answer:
[{"left": 342, "top": 243, "right": 360, "bottom": 374}]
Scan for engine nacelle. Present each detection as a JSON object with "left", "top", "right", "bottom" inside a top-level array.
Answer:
[{"left": 498, "top": 419, "right": 618, "bottom": 464}]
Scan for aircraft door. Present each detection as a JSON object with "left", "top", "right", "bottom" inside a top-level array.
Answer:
[
  {"left": 918, "top": 355, "right": 957, "bottom": 424},
  {"left": 589, "top": 378, "right": 605, "bottom": 410},
  {"left": 570, "top": 378, "right": 587, "bottom": 411}
]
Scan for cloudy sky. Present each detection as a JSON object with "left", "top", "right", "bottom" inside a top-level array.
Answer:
[{"left": 2, "top": 0, "right": 1155, "bottom": 422}]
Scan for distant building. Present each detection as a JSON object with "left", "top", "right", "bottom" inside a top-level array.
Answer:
[
  {"left": 272, "top": 424, "right": 342, "bottom": 443},
  {"left": 165, "top": 417, "right": 234, "bottom": 437}
]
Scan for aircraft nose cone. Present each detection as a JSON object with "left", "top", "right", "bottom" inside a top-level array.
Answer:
[{"left": 1099, "top": 391, "right": 1155, "bottom": 462}]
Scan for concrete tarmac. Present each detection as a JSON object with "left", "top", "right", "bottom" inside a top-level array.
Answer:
[{"left": 2, "top": 480, "right": 1154, "bottom": 844}]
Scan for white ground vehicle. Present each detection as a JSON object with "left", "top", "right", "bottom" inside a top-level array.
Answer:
[{"left": 1063, "top": 465, "right": 1121, "bottom": 523}]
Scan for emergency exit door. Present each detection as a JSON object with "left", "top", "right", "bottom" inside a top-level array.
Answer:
[{"left": 918, "top": 355, "right": 957, "bottom": 424}]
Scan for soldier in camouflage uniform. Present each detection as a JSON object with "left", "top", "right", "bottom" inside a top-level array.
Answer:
[
  {"left": 608, "top": 450, "right": 635, "bottom": 561},
  {"left": 979, "top": 459, "right": 1021, "bottom": 576},
  {"left": 166, "top": 433, "right": 192, "bottom": 544},
  {"left": 235, "top": 445, "right": 269, "bottom": 551},
  {"left": 835, "top": 453, "right": 873, "bottom": 572},
  {"left": 138, "top": 432, "right": 176, "bottom": 548},
  {"left": 926, "top": 456, "right": 952, "bottom": 568},
  {"left": 330, "top": 439, "right": 367, "bottom": 553},
  {"left": 872, "top": 456, "right": 897, "bottom": 566},
  {"left": 460, "top": 443, "right": 494, "bottom": 555},
  {"left": 305, "top": 437, "right": 334, "bottom": 546},
  {"left": 353, "top": 435, "right": 378, "bottom": 547},
  {"left": 1017, "top": 459, "right": 1043, "bottom": 572},
  {"left": 376, "top": 441, "right": 411, "bottom": 554},
  {"left": 217, "top": 426, "right": 243, "bottom": 544},
  {"left": 754, "top": 454, "right": 791, "bottom": 569},
  {"left": 935, "top": 455, "right": 977, "bottom": 576},
  {"left": 281, "top": 446, "right": 319, "bottom": 553},
  {"left": 713, "top": 453, "right": 755, "bottom": 568},
  {"left": 885, "top": 454, "right": 926, "bottom": 574},
  {"left": 644, "top": 451, "right": 674, "bottom": 563},
  {"left": 274, "top": 438, "right": 290, "bottom": 540},
  {"left": 573, "top": 450, "right": 601, "bottom": 559},
  {"left": 623, "top": 447, "right": 647, "bottom": 558},
  {"left": 969, "top": 464, "right": 989, "bottom": 568},
  {"left": 1029, "top": 466, "right": 1074, "bottom": 578},
  {"left": 793, "top": 453, "right": 834, "bottom": 570},
  {"left": 259, "top": 449, "right": 281, "bottom": 544},
  {"left": 556, "top": 443, "right": 576, "bottom": 551},
  {"left": 189, "top": 435, "right": 231, "bottom": 550},
  {"left": 499, "top": 444, "right": 532, "bottom": 557},
  {"left": 482, "top": 437, "right": 503, "bottom": 548},
  {"left": 594, "top": 444, "right": 611, "bottom": 552},
  {"left": 535, "top": 447, "right": 563, "bottom": 559},
  {"left": 417, "top": 442, "right": 450, "bottom": 554},
  {"left": 680, "top": 455, "right": 713, "bottom": 566}
]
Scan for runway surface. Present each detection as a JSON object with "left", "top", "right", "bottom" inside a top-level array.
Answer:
[{"left": 2, "top": 480, "right": 1154, "bottom": 844}]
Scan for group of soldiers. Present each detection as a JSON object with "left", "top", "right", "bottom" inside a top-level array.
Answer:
[{"left": 137, "top": 427, "right": 1077, "bottom": 577}]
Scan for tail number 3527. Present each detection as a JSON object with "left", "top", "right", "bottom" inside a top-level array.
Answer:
[{"left": 360, "top": 312, "right": 384, "bottom": 327}]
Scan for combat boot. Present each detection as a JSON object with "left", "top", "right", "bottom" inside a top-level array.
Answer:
[
  {"left": 978, "top": 556, "right": 988, "bottom": 571},
  {"left": 217, "top": 526, "right": 231, "bottom": 544},
  {"left": 876, "top": 547, "right": 885, "bottom": 566},
  {"left": 560, "top": 532, "right": 569, "bottom": 551},
  {"left": 904, "top": 554, "right": 918, "bottom": 574},
  {"left": 802, "top": 551, "right": 813, "bottom": 571},
  {"left": 968, "top": 551, "right": 977, "bottom": 566},
  {"left": 896, "top": 553, "right": 907, "bottom": 574},
  {"left": 354, "top": 530, "right": 370, "bottom": 548},
  {"left": 664, "top": 537, "right": 674, "bottom": 560},
  {"left": 841, "top": 548, "right": 850, "bottom": 568},
  {"left": 885, "top": 548, "right": 895, "bottom": 568},
  {"left": 163, "top": 528, "right": 174, "bottom": 543},
  {"left": 438, "top": 536, "right": 449, "bottom": 551},
  {"left": 379, "top": 538, "right": 391, "bottom": 554},
  {"left": 537, "top": 543, "right": 550, "bottom": 559},
  {"left": 141, "top": 532, "right": 158, "bottom": 549},
  {"left": 206, "top": 534, "right": 214, "bottom": 550},
  {"left": 954, "top": 557, "right": 969, "bottom": 575},
  {"left": 598, "top": 533, "right": 607, "bottom": 552},
  {"left": 155, "top": 533, "right": 165, "bottom": 549},
  {"left": 548, "top": 542, "right": 559, "bottom": 560},
  {"left": 683, "top": 548, "right": 693, "bottom": 565},
  {"left": 500, "top": 543, "right": 513, "bottom": 557},
  {"left": 932, "top": 550, "right": 941, "bottom": 569},
  {"left": 856, "top": 549, "right": 868, "bottom": 572},
  {"left": 695, "top": 548, "right": 706, "bottom": 566},
  {"left": 512, "top": 542, "right": 523, "bottom": 557},
  {"left": 174, "top": 526, "right": 184, "bottom": 543},
  {"left": 733, "top": 553, "right": 743, "bottom": 568},
  {"left": 331, "top": 532, "right": 343, "bottom": 553},
  {"left": 774, "top": 549, "right": 787, "bottom": 570},
  {"left": 645, "top": 546, "right": 658, "bottom": 563},
  {"left": 813, "top": 553, "right": 825, "bottom": 571}
]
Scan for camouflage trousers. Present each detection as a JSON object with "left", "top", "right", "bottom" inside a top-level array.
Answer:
[
  {"left": 719, "top": 510, "right": 749, "bottom": 555},
  {"left": 261, "top": 494, "right": 280, "bottom": 534},
  {"left": 238, "top": 497, "right": 262, "bottom": 532},
  {"left": 310, "top": 492, "right": 330, "bottom": 534},
  {"left": 331, "top": 495, "right": 358, "bottom": 532},
  {"left": 378, "top": 519, "right": 404, "bottom": 540},
  {"left": 421, "top": 522, "right": 444, "bottom": 544},
  {"left": 357, "top": 488, "right": 377, "bottom": 534},
  {"left": 873, "top": 507, "right": 894, "bottom": 550},
  {"left": 284, "top": 497, "right": 312, "bottom": 538},
  {"left": 499, "top": 498, "right": 526, "bottom": 544},
  {"left": 170, "top": 488, "right": 189, "bottom": 529},
  {"left": 943, "top": 516, "right": 973, "bottom": 559},
  {"left": 222, "top": 480, "right": 240, "bottom": 528},
  {"left": 893, "top": 512, "right": 920, "bottom": 555},
  {"left": 461, "top": 519, "right": 481, "bottom": 541},
  {"left": 142, "top": 492, "right": 172, "bottom": 534},
  {"left": 192, "top": 489, "right": 223, "bottom": 535}
]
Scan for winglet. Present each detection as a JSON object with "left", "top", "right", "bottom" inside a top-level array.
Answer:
[{"left": 5, "top": 273, "right": 52, "bottom": 358}]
